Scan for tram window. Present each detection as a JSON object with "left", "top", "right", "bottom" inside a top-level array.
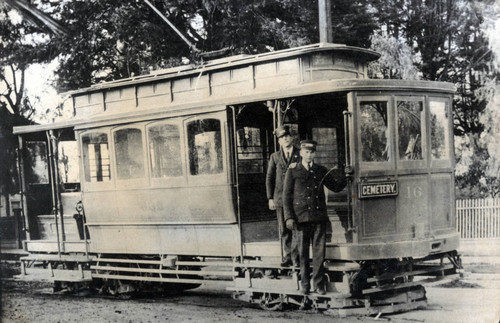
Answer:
[
  {"left": 148, "top": 124, "right": 182, "bottom": 178},
  {"left": 430, "top": 101, "right": 450, "bottom": 160},
  {"left": 312, "top": 127, "right": 338, "bottom": 168},
  {"left": 26, "top": 141, "right": 49, "bottom": 184},
  {"left": 237, "top": 127, "right": 263, "bottom": 174},
  {"left": 82, "top": 133, "right": 111, "bottom": 182},
  {"left": 114, "top": 128, "right": 145, "bottom": 180},
  {"left": 58, "top": 141, "right": 80, "bottom": 190},
  {"left": 360, "top": 101, "right": 390, "bottom": 162},
  {"left": 397, "top": 100, "right": 424, "bottom": 160},
  {"left": 187, "top": 119, "right": 223, "bottom": 175}
]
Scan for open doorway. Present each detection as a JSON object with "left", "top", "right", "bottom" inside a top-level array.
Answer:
[{"left": 234, "top": 92, "right": 349, "bottom": 244}]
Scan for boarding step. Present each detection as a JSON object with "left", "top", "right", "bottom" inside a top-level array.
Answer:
[
  {"left": 17, "top": 253, "right": 94, "bottom": 283},
  {"left": 366, "top": 263, "right": 456, "bottom": 283},
  {"left": 20, "top": 254, "right": 94, "bottom": 263}
]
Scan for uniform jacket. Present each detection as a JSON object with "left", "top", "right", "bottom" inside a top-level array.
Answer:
[
  {"left": 283, "top": 162, "right": 346, "bottom": 223},
  {"left": 266, "top": 146, "right": 301, "bottom": 207}
]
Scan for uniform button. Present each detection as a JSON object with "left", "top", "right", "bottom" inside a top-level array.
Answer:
[
  {"left": 307, "top": 187, "right": 310, "bottom": 189},
  {"left": 315, "top": 186, "right": 318, "bottom": 188},
  {"left": 316, "top": 207, "right": 319, "bottom": 209},
  {"left": 308, "top": 207, "right": 311, "bottom": 210},
  {"left": 316, "top": 196, "right": 319, "bottom": 198}
]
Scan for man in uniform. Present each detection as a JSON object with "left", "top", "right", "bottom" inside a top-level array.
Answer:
[
  {"left": 266, "top": 125, "right": 300, "bottom": 267},
  {"left": 283, "top": 140, "right": 346, "bottom": 294}
]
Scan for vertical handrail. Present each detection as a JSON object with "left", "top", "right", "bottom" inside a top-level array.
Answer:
[
  {"left": 77, "top": 201, "right": 89, "bottom": 257},
  {"left": 51, "top": 130, "right": 66, "bottom": 244},
  {"left": 46, "top": 131, "right": 61, "bottom": 257},
  {"left": 230, "top": 106, "right": 244, "bottom": 264},
  {"left": 343, "top": 110, "right": 354, "bottom": 232},
  {"left": 17, "top": 135, "right": 30, "bottom": 242}
]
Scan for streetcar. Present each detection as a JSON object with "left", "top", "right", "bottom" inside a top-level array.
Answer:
[{"left": 13, "top": 42, "right": 461, "bottom": 315}]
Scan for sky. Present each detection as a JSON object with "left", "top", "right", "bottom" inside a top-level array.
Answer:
[{"left": 24, "top": 60, "right": 64, "bottom": 123}]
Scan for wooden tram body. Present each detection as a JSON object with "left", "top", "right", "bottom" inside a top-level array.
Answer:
[{"left": 13, "top": 43, "right": 461, "bottom": 314}]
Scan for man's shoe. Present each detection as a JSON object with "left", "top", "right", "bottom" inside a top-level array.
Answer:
[
  {"left": 314, "top": 288, "right": 326, "bottom": 295},
  {"left": 280, "top": 259, "right": 292, "bottom": 267}
]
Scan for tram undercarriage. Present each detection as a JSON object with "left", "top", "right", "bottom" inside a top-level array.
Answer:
[
  {"left": 230, "top": 251, "right": 461, "bottom": 315},
  {"left": 16, "top": 250, "right": 461, "bottom": 316}
]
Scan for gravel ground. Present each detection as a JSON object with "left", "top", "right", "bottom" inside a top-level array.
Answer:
[{"left": 1, "top": 262, "right": 499, "bottom": 323}]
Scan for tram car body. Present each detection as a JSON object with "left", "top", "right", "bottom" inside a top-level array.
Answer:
[{"left": 14, "top": 43, "right": 461, "bottom": 314}]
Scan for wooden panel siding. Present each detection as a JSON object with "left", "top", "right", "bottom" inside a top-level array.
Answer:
[
  {"left": 137, "top": 81, "right": 172, "bottom": 109},
  {"left": 457, "top": 198, "right": 500, "bottom": 239},
  {"left": 70, "top": 44, "right": 379, "bottom": 119}
]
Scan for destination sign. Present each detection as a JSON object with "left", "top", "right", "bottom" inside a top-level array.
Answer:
[{"left": 359, "top": 181, "right": 399, "bottom": 199}]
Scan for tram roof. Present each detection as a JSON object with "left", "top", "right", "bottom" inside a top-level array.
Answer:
[
  {"left": 67, "top": 43, "right": 381, "bottom": 95},
  {"left": 13, "top": 78, "right": 455, "bottom": 136}
]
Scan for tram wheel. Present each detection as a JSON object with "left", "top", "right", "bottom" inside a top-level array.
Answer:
[{"left": 259, "top": 293, "right": 284, "bottom": 311}]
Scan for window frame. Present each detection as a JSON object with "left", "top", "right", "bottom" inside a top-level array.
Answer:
[
  {"left": 427, "top": 96, "right": 453, "bottom": 169},
  {"left": 395, "top": 95, "right": 427, "bottom": 170},
  {"left": 184, "top": 112, "right": 228, "bottom": 186},
  {"left": 356, "top": 95, "right": 396, "bottom": 172},
  {"left": 79, "top": 128, "right": 115, "bottom": 192},
  {"left": 111, "top": 124, "right": 150, "bottom": 188},
  {"left": 236, "top": 126, "right": 266, "bottom": 175},
  {"left": 146, "top": 118, "right": 187, "bottom": 188}
]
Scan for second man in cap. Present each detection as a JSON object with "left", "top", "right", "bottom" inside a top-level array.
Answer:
[{"left": 266, "top": 125, "right": 300, "bottom": 267}]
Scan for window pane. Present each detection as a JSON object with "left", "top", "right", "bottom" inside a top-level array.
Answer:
[
  {"left": 430, "top": 101, "right": 450, "bottom": 160},
  {"left": 237, "top": 127, "right": 263, "bottom": 174},
  {"left": 148, "top": 123, "right": 182, "bottom": 178},
  {"left": 82, "top": 133, "right": 111, "bottom": 182},
  {"left": 58, "top": 141, "right": 81, "bottom": 192},
  {"left": 397, "top": 100, "right": 424, "bottom": 160},
  {"left": 187, "top": 119, "right": 223, "bottom": 175},
  {"left": 26, "top": 142, "right": 49, "bottom": 184},
  {"left": 312, "top": 127, "right": 338, "bottom": 168},
  {"left": 360, "top": 102, "right": 390, "bottom": 162},
  {"left": 114, "top": 128, "right": 145, "bottom": 180}
]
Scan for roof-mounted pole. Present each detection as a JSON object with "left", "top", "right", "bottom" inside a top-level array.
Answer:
[
  {"left": 318, "top": 0, "right": 333, "bottom": 43},
  {"left": 142, "top": 0, "right": 200, "bottom": 54}
]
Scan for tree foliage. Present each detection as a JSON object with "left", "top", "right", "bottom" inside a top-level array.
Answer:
[
  {"left": 368, "top": 0, "right": 499, "bottom": 197},
  {"left": 1, "top": 0, "right": 499, "bottom": 197},
  {"left": 0, "top": 2, "right": 57, "bottom": 194}
]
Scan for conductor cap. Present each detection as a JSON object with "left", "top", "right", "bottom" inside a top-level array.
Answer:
[
  {"left": 274, "top": 125, "right": 291, "bottom": 138},
  {"left": 300, "top": 140, "right": 317, "bottom": 151}
]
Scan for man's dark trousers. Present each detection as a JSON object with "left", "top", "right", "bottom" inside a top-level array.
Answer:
[
  {"left": 276, "top": 207, "right": 296, "bottom": 264},
  {"left": 296, "top": 221, "right": 326, "bottom": 291}
]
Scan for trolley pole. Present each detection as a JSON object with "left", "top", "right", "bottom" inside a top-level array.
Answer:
[{"left": 318, "top": 0, "right": 333, "bottom": 43}]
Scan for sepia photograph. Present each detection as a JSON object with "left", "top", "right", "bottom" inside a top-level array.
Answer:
[{"left": 1, "top": 0, "right": 499, "bottom": 322}]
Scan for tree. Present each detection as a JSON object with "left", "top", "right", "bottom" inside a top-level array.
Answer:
[
  {"left": 2, "top": 0, "right": 499, "bottom": 198},
  {"left": 0, "top": 2, "right": 59, "bottom": 195},
  {"left": 43, "top": 0, "right": 323, "bottom": 92},
  {"left": 368, "top": 0, "right": 499, "bottom": 197}
]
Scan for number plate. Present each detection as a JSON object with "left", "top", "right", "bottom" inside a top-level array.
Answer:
[{"left": 359, "top": 181, "right": 399, "bottom": 199}]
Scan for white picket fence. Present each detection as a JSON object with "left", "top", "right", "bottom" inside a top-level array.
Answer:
[{"left": 456, "top": 198, "right": 500, "bottom": 239}]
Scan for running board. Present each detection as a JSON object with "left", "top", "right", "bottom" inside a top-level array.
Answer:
[{"left": 16, "top": 254, "right": 94, "bottom": 283}]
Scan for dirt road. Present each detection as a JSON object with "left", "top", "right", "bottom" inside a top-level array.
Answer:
[{"left": 1, "top": 272, "right": 499, "bottom": 323}]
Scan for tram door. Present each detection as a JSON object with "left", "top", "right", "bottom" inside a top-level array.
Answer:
[
  {"left": 232, "top": 103, "right": 276, "bottom": 242},
  {"left": 232, "top": 94, "right": 349, "bottom": 244},
  {"left": 292, "top": 94, "right": 350, "bottom": 243}
]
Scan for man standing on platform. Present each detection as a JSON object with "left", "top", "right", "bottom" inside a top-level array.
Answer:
[
  {"left": 283, "top": 140, "right": 346, "bottom": 295},
  {"left": 266, "top": 125, "right": 300, "bottom": 267}
]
